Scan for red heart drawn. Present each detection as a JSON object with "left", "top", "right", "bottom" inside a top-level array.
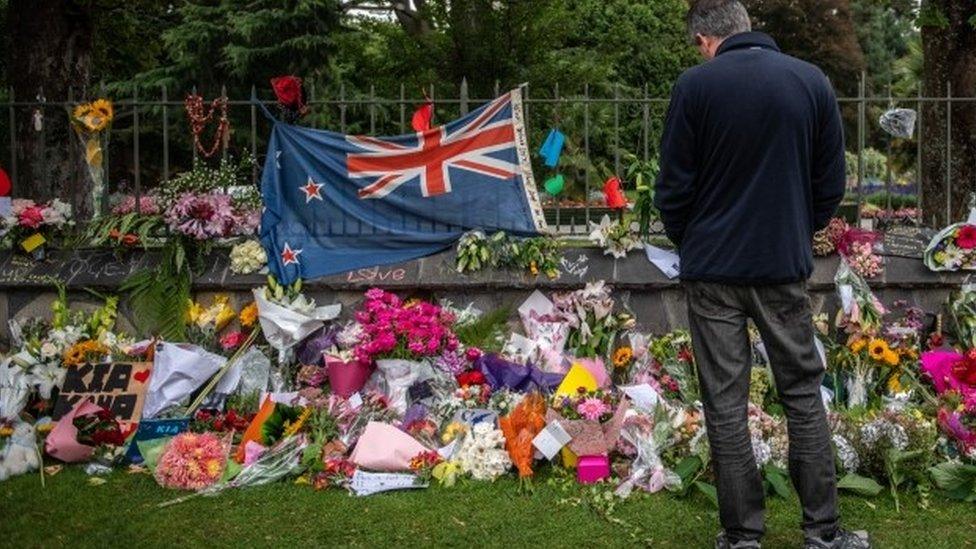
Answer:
[{"left": 133, "top": 369, "right": 150, "bottom": 384}]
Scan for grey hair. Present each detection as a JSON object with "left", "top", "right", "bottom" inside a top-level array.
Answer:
[{"left": 687, "top": 0, "right": 752, "bottom": 41}]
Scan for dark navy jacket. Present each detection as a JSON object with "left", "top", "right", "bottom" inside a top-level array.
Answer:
[{"left": 654, "top": 32, "right": 846, "bottom": 284}]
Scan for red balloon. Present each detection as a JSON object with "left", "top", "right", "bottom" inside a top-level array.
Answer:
[{"left": 0, "top": 167, "right": 10, "bottom": 197}]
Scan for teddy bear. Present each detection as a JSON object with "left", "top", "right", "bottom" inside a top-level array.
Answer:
[{"left": 0, "top": 421, "right": 40, "bottom": 482}]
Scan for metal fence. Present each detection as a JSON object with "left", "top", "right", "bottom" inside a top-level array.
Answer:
[{"left": 1, "top": 77, "right": 974, "bottom": 234}]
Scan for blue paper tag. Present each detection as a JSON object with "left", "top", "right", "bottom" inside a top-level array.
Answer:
[{"left": 125, "top": 417, "right": 191, "bottom": 464}]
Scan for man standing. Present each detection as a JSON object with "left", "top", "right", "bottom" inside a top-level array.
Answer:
[{"left": 655, "top": 1, "right": 866, "bottom": 548}]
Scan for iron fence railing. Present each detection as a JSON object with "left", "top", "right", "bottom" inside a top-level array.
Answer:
[{"left": 1, "top": 75, "right": 974, "bottom": 234}]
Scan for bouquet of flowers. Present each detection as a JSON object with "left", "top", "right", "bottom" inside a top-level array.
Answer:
[
  {"left": 831, "top": 336, "right": 908, "bottom": 408},
  {"left": 547, "top": 388, "right": 629, "bottom": 456},
  {"left": 498, "top": 393, "right": 546, "bottom": 483},
  {"left": 1, "top": 198, "right": 74, "bottom": 254},
  {"left": 154, "top": 431, "right": 232, "bottom": 490},
  {"left": 452, "top": 421, "right": 512, "bottom": 481},
  {"left": 834, "top": 228, "right": 884, "bottom": 278},
  {"left": 834, "top": 259, "right": 886, "bottom": 336},
  {"left": 70, "top": 98, "right": 114, "bottom": 214},
  {"left": 549, "top": 281, "right": 634, "bottom": 359},
  {"left": 353, "top": 289, "right": 458, "bottom": 364},
  {"left": 229, "top": 240, "right": 268, "bottom": 275},
  {"left": 925, "top": 212, "right": 976, "bottom": 271},
  {"left": 588, "top": 215, "right": 641, "bottom": 259},
  {"left": 160, "top": 156, "right": 262, "bottom": 240}
]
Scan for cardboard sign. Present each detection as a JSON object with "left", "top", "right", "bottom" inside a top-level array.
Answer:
[{"left": 52, "top": 362, "right": 153, "bottom": 438}]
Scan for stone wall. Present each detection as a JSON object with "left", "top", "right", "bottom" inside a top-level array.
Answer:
[{"left": 0, "top": 247, "right": 968, "bottom": 343}]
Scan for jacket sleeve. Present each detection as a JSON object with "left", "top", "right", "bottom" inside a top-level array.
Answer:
[
  {"left": 654, "top": 80, "right": 697, "bottom": 247},
  {"left": 811, "top": 79, "right": 846, "bottom": 231}
]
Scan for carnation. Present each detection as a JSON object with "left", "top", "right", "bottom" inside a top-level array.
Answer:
[{"left": 154, "top": 432, "right": 229, "bottom": 490}]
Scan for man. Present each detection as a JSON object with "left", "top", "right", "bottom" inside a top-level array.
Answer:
[{"left": 654, "top": 2, "right": 866, "bottom": 548}]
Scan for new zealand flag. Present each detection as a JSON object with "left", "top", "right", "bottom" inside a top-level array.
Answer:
[{"left": 259, "top": 89, "right": 548, "bottom": 284}]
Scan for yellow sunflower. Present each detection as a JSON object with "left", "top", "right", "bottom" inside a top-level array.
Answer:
[
  {"left": 849, "top": 338, "right": 867, "bottom": 354},
  {"left": 612, "top": 346, "right": 634, "bottom": 369},
  {"left": 81, "top": 99, "right": 113, "bottom": 132},
  {"left": 867, "top": 338, "right": 890, "bottom": 363},
  {"left": 72, "top": 104, "right": 91, "bottom": 122},
  {"left": 882, "top": 349, "right": 900, "bottom": 367}
]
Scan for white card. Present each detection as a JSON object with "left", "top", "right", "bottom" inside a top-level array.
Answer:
[
  {"left": 347, "top": 392, "right": 363, "bottom": 410},
  {"left": 620, "top": 384, "right": 659, "bottom": 410},
  {"left": 350, "top": 470, "right": 425, "bottom": 497},
  {"left": 518, "top": 290, "right": 555, "bottom": 331},
  {"left": 532, "top": 421, "right": 572, "bottom": 460},
  {"left": 644, "top": 244, "right": 681, "bottom": 279}
]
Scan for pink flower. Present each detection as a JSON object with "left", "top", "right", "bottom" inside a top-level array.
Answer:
[
  {"left": 18, "top": 206, "right": 44, "bottom": 229},
  {"left": 165, "top": 192, "right": 237, "bottom": 240},
  {"left": 154, "top": 432, "right": 229, "bottom": 490},
  {"left": 465, "top": 347, "right": 483, "bottom": 362},
  {"left": 219, "top": 330, "right": 247, "bottom": 351},
  {"left": 112, "top": 195, "right": 160, "bottom": 215},
  {"left": 576, "top": 397, "right": 610, "bottom": 421}
]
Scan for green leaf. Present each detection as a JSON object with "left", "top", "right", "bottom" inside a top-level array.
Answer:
[
  {"left": 929, "top": 462, "right": 976, "bottom": 502},
  {"left": 764, "top": 465, "right": 792, "bottom": 499},
  {"left": 694, "top": 481, "right": 718, "bottom": 507},
  {"left": 838, "top": 473, "right": 883, "bottom": 497}
]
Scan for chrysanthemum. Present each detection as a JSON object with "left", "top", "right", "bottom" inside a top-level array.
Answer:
[{"left": 576, "top": 397, "right": 610, "bottom": 421}]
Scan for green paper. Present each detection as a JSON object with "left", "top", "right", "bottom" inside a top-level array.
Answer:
[{"left": 544, "top": 174, "right": 565, "bottom": 195}]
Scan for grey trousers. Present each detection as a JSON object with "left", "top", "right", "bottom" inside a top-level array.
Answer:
[{"left": 684, "top": 281, "right": 839, "bottom": 543}]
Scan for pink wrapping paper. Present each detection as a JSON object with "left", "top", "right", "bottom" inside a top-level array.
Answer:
[
  {"left": 577, "top": 454, "right": 610, "bottom": 484},
  {"left": 546, "top": 399, "right": 629, "bottom": 456},
  {"left": 44, "top": 399, "right": 104, "bottom": 463},
  {"left": 349, "top": 421, "right": 427, "bottom": 472}
]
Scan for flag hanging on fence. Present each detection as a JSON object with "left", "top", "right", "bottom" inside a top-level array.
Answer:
[{"left": 259, "top": 88, "right": 548, "bottom": 284}]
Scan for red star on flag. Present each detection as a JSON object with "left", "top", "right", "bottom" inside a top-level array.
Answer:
[
  {"left": 299, "top": 176, "right": 324, "bottom": 203},
  {"left": 281, "top": 243, "right": 302, "bottom": 266}
]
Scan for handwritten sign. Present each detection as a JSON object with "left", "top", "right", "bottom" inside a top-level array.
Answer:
[
  {"left": 883, "top": 227, "right": 936, "bottom": 259},
  {"left": 53, "top": 362, "right": 153, "bottom": 438}
]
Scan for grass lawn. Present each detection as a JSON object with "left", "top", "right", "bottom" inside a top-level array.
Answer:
[{"left": 1, "top": 468, "right": 973, "bottom": 548}]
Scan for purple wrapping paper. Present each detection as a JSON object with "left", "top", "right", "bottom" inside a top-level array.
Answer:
[
  {"left": 476, "top": 353, "right": 565, "bottom": 393},
  {"left": 295, "top": 326, "right": 339, "bottom": 365}
]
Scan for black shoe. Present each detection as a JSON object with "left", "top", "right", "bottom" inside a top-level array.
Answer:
[
  {"left": 805, "top": 529, "right": 870, "bottom": 549},
  {"left": 715, "top": 532, "right": 762, "bottom": 549}
]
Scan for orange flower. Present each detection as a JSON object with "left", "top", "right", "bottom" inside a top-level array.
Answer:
[
  {"left": 612, "top": 346, "right": 634, "bottom": 369},
  {"left": 499, "top": 393, "right": 546, "bottom": 478},
  {"left": 63, "top": 339, "right": 109, "bottom": 367},
  {"left": 239, "top": 302, "right": 259, "bottom": 328}
]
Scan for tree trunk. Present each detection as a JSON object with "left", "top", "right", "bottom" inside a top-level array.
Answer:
[
  {"left": 920, "top": 1, "right": 976, "bottom": 227},
  {"left": 6, "top": 0, "right": 94, "bottom": 214}
]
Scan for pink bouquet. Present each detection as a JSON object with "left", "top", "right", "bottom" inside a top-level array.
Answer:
[
  {"left": 353, "top": 289, "right": 458, "bottom": 364},
  {"left": 164, "top": 192, "right": 260, "bottom": 240},
  {"left": 154, "top": 432, "right": 231, "bottom": 490}
]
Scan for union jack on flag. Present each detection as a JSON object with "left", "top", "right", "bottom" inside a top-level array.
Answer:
[
  {"left": 259, "top": 88, "right": 547, "bottom": 285},
  {"left": 348, "top": 93, "right": 520, "bottom": 199}
]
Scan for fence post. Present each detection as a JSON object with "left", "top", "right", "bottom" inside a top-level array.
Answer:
[
  {"left": 946, "top": 81, "right": 952, "bottom": 223},
  {"left": 220, "top": 84, "right": 229, "bottom": 162},
  {"left": 133, "top": 86, "right": 141, "bottom": 205},
  {"left": 459, "top": 78, "right": 469, "bottom": 116},
  {"left": 308, "top": 81, "right": 316, "bottom": 129},
  {"left": 584, "top": 82, "right": 591, "bottom": 231},
  {"left": 399, "top": 83, "right": 405, "bottom": 133},
  {"left": 916, "top": 82, "right": 922, "bottom": 226},
  {"left": 340, "top": 83, "right": 346, "bottom": 133},
  {"left": 856, "top": 72, "right": 865, "bottom": 225},
  {"left": 191, "top": 85, "right": 198, "bottom": 164},
  {"left": 250, "top": 84, "right": 258, "bottom": 184},
  {"left": 369, "top": 84, "right": 376, "bottom": 135},
  {"left": 642, "top": 84, "right": 649, "bottom": 163},
  {"left": 614, "top": 83, "right": 620, "bottom": 177},
  {"left": 7, "top": 87, "right": 15, "bottom": 193},
  {"left": 162, "top": 85, "right": 169, "bottom": 185}
]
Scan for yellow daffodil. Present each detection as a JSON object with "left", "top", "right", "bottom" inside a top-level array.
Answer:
[
  {"left": 214, "top": 302, "right": 236, "bottom": 331},
  {"left": 186, "top": 300, "right": 204, "bottom": 325}
]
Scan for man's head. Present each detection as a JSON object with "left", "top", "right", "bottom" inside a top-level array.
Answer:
[{"left": 687, "top": 0, "right": 752, "bottom": 60}]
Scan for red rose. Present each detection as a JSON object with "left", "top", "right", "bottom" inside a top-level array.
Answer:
[
  {"left": 953, "top": 353, "right": 976, "bottom": 386},
  {"left": 957, "top": 225, "right": 976, "bottom": 250},
  {"left": 456, "top": 370, "right": 487, "bottom": 387},
  {"left": 271, "top": 75, "right": 305, "bottom": 111}
]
